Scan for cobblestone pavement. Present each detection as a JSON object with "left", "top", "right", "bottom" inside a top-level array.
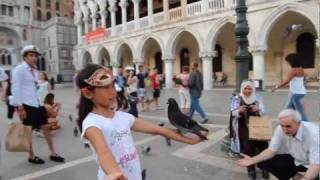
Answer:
[{"left": 0, "top": 86, "right": 318, "bottom": 180}]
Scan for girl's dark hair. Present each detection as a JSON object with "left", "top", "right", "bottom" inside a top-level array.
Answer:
[
  {"left": 76, "top": 64, "right": 103, "bottom": 132},
  {"left": 41, "top": 71, "right": 49, "bottom": 81},
  {"left": 285, "top": 53, "right": 302, "bottom": 68},
  {"left": 44, "top": 93, "right": 55, "bottom": 105}
]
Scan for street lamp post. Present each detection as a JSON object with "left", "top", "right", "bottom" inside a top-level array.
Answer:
[{"left": 234, "top": 0, "right": 250, "bottom": 92}]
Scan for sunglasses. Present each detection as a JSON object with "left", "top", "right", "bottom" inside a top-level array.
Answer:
[{"left": 84, "top": 68, "right": 115, "bottom": 87}]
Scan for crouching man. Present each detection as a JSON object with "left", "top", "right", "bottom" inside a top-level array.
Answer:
[{"left": 237, "top": 109, "right": 319, "bottom": 180}]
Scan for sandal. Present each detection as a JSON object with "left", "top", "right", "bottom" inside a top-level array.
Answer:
[
  {"left": 50, "top": 154, "right": 65, "bottom": 163},
  {"left": 28, "top": 156, "right": 45, "bottom": 164}
]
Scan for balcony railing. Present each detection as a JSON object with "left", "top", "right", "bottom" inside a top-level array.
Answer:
[
  {"left": 169, "top": 7, "right": 182, "bottom": 21},
  {"left": 80, "top": 0, "right": 288, "bottom": 42}
]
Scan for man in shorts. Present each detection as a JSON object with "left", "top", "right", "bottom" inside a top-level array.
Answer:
[{"left": 11, "top": 45, "right": 64, "bottom": 164}]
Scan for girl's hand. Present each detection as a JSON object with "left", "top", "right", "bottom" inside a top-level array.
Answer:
[
  {"left": 184, "top": 133, "right": 208, "bottom": 145},
  {"left": 236, "top": 153, "right": 255, "bottom": 167},
  {"left": 106, "top": 172, "right": 127, "bottom": 180}
]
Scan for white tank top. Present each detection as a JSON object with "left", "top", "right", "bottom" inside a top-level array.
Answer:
[{"left": 289, "top": 77, "right": 306, "bottom": 94}]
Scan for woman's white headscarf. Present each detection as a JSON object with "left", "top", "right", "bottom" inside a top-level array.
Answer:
[{"left": 239, "top": 81, "right": 256, "bottom": 104}]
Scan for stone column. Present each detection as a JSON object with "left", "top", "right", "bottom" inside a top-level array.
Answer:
[
  {"left": 147, "top": 0, "right": 153, "bottom": 25},
  {"left": 202, "top": 0, "right": 208, "bottom": 13},
  {"left": 100, "top": 10, "right": 107, "bottom": 28},
  {"left": 133, "top": 0, "right": 140, "bottom": 29},
  {"left": 181, "top": 0, "right": 187, "bottom": 17},
  {"left": 201, "top": 52, "right": 214, "bottom": 90},
  {"left": 163, "top": 0, "right": 169, "bottom": 21},
  {"left": 163, "top": 58, "right": 174, "bottom": 88},
  {"left": 109, "top": 2, "right": 117, "bottom": 35},
  {"left": 77, "top": 24, "right": 83, "bottom": 44},
  {"left": 83, "top": 17, "right": 89, "bottom": 33},
  {"left": 252, "top": 49, "right": 266, "bottom": 88},
  {"left": 119, "top": 0, "right": 128, "bottom": 32},
  {"left": 91, "top": 13, "right": 97, "bottom": 31},
  {"left": 273, "top": 51, "right": 283, "bottom": 82}
]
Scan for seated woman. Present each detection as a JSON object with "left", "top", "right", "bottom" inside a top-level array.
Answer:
[
  {"left": 230, "top": 81, "right": 269, "bottom": 180},
  {"left": 43, "top": 93, "right": 61, "bottom": 130}
]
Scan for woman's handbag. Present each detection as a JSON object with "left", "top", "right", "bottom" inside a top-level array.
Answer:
[{"left": 5, "top": 123, "right": 32, "bottom": 152}]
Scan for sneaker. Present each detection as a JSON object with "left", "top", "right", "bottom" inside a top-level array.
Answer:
[
  {"left": 33, "top": 130, "right": 44, "bottom": 138},
  {"left": 50, "top": 154, "right": 65, "bottom": 163},
  {"left": 28, "top": 156, "right": 45, "bottom": 164},
  {"left": 200, "top": 119, "right": 209, "bottom": 124}
]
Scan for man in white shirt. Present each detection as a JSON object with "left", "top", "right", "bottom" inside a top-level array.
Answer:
[
  {"left": 237, "top": 109, "right": 320, "bottom": 180},
  {"left": 11, "top": 45, "right": 64, "bottom": 164}
]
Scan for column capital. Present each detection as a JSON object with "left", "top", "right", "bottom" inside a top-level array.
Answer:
[
  {"left": 119, "top": 1, "right": 128, "bottom": 8},
  {"left": 108, "top": 6, "right": 118, "bottom": 12},
  {"left": 249, "top": 46, "right": 267, "bottom": 54},
  {"left": 199, "top": 51, "right": 214, "bottom": 59},
  {"left": 162, "top": 58, "right": 174, "bottom": 63}
]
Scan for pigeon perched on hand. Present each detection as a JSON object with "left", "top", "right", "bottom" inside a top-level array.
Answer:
[{"left": 167, "top": 98, "right": 209, "bottom": 140}]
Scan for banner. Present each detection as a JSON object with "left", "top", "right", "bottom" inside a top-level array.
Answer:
[{"left": 85, "top": 28, "right": 107, "bottom": 44}]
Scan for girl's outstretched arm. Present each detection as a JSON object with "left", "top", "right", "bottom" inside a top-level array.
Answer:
[
  {"left": 131, "top": 118, "right": 204, "bottom": 145},
  {"left": 85, "top": 127, "right": 127, "bottom": 180}
]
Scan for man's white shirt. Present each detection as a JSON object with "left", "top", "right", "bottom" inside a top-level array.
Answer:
[
  {"left": 11, "top": 62, "right": 40, "bottom": 107},
  {"left": 269, "top": 121, "right": 320, "bottom": 166},
  {"left": 0, "top": 67, "right": 8, "bottom": 81}
]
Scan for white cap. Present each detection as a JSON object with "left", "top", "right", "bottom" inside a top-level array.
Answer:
[{"left": 21, "top": 45, "right": 40, "bottom": 56}]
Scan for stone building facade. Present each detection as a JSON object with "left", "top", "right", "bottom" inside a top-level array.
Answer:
[
  {"left": 0, "top": 0, "right": 77, "bottom": 82},
  {"left": 73, "top": 0, "right": 320, "bottom": 89}
]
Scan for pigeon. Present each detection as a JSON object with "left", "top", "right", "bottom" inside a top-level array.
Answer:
[
  {"left": 73, "top": 127, "right": 79, "bottom": 137},
  {"left": 141, "top": 168, "right": 146, "bottom": 180},
  {"left": 167, "top": 98, "right": 209, "bottom": 140},
  {"left": 68, "top": 114, "right": 73, "bottom": 122},
  {"left": 142, "top": 145, "right": 151, "bottom": 155}
]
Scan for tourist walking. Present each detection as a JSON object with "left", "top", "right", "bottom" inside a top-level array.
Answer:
[
  {"left": 11, "top": 45, "right": 64, "bottom": 164},
  {"left": 176, "top": 66, "right": 190, "bottom": 114},
  {"left": 272, "top": 53, "right": 309, "bottom": 121},
  {"left": 188, "top": 63, "right": 208, "bottom": 123}
]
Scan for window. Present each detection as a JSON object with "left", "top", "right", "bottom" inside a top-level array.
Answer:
[
  {"left": 46, "top": 12, "right": 51, "bottom": 20},
  {"left": 1, "top": 5, "right": 6, "bottom": 15},
  {"left": 0, "top": 49, "right": 12, "bottom": 65},
  {"left": 37, "top": 10, "right": 42, "bottom": 20},
  {"left": 46, "top": 0, "right": 51, "bottom": 9},
  {"left": 55, "top": 1, "right": 60, "bottom": 11},
  {"left": 8, "top": 6, "right": 13, "bottom": 16},
  {"left": 37, "top": 0, "right": 41, "bottom": 7}
]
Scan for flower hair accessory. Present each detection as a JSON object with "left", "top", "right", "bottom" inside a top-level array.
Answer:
[{"left": 84, "top": 67, "right": 115, "bottom": 87}]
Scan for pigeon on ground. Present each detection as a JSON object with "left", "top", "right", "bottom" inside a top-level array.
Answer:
[
  {"left": 68, "top": 114, "right": 73, "bottom": 122},
  {"left": 73, "top": 127, "right": 79, "bottom": 137},
  {"left": 142, "top": 145, "right": 151, "bottom": 155},
  {"left": 167, "top": 98, "right": 209, "bottom": 140},
  {"left": 165, "top": 138, "right": 172, "bottom": 146}
]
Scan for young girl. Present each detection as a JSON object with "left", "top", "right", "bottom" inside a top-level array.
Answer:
[
  {"left": 43, "top": 93, "right": 61, "bottom": 130},
  {"left": 77, "top": 64, "right": 204, "bottom": 180}
]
